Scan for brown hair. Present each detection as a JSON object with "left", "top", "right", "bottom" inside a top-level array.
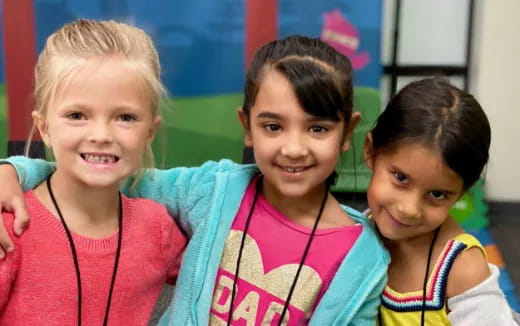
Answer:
[{"left": 370, "top": 78, "right": 491, "bottom": 190}]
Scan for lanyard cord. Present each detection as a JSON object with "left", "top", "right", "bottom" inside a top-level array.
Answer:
[
  {"left": 46, "top": 174, "right": 123, "bottom": 326},
  {"left": 226, "top": 175, "right": 329, "bottom": 326},
  {"left": 420, "top": 226, "right": 441, "bottom": 325},
  {"left": 378, "top": 226, "right": 441, "bottom": 326},
  {"left": 226, "top": 176, "right": 262, "bottom": 326}
]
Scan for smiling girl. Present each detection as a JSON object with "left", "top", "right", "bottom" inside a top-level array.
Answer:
[
  {"left": 364, "top": 78, "right": 518, "bottom": 325},
  {"left": 0, "top": 19, "right": 186, "bottom": 325}
]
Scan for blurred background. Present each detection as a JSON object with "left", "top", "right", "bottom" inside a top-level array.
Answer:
[{"left": 0, "top": 0, "right": 518, "bottom": 323}]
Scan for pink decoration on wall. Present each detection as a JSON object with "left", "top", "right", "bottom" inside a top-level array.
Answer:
[{"left": 320, "top": 9, "right": 370, "bottom": 70}]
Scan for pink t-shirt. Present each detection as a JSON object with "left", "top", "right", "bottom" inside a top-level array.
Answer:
[{"left": 210, "top": 179, "right": 363, "bottom": 325}]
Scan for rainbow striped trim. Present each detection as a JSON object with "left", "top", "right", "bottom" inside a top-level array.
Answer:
[{"left": 382, "top": 240, "right": 467, "bottom": 312}]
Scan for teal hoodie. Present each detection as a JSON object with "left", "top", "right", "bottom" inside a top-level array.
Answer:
[{"left": 6, "top": 156, "right": 390, "bottom": 325}]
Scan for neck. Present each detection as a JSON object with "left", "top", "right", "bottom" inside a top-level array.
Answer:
[
  {"left": 34, "top": 169, "right": 121, "bottom": 237},
  {"left": 384, "top": 228, "right": 440, "bottom": 258},
  {"left": 52, "top": 170, "right": 120, "bottom": 220},
  {"left": 261, "top": 179, "right": 328, "bottom": 225}
]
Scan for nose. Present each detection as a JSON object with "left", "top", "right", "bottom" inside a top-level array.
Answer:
[
  {"left": 396, "top": 192, "right": 422, "bottom": 220},
  {"left": 280, "top": 132, "right": 309, "bottom": 159},
  {"left": 88, "top": 121, "right": 113, "bottom": 144}
]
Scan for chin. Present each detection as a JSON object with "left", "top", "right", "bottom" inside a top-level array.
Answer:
[
  {"left": 380, "top": 232, "right": 400, "bottom": 241},
  {"left": 80, "top": 176, "right": 121, "bottom": 189},
  {"left": 374, "top": 220, "right": 397, "bottom": 239},
  {"left": 278, "top": 185, "right": 314, "bottom": 198}
]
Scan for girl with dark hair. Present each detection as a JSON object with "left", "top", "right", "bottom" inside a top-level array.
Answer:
[
  {"left": 364, "top": 78, "right": 518, "bottom": 325},
  {"left": 0, "top": 36, "right": 389, "bottom": 325}
]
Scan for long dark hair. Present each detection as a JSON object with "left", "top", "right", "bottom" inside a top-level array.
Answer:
[{"left": 371, "top": 78, "right": 491, "bottom": 190}]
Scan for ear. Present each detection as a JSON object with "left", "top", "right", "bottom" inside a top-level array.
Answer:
[
  {"left": 364, "top": 132, "right": 375, "bottom": 170},
  {"left": 32, "top": 111, "right": 51, "bottom": 147},
  {"left": 237, "top": 107, "right": 253, "bottom": 147},
  {"left": 340, "top": 111, "right": 361, "bottom": 152},
  {"left": 146, "top": 116, "right": 162, "bottom": 144}
]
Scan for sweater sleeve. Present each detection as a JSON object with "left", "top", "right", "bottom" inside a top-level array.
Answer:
[
  {"left": 0, "top": 213, "right": 20, "bottom": 310},
  {"left": 2, "top": 156, "right": 55, "bottom": 191},
  {"left": 159, "top": 207, "right": 187, "bottom": 285},
  {"left": 349, "top": 272, "right": 386, "bottom": 326},
  {"left": 123, "top": 160, "right": 221, "bottom": 235},
  {"left": 448, "top": 264, "right": 519, "bottom": 326}
]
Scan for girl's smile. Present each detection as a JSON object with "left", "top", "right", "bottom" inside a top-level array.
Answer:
[
  {"left": 81, "top": 153, "right": 120, "bottom": 164},
  {"left": 384, "top": 208, "right": 415, "bottom": 228},
  {"left": 275, "top": 163, "right": 314, "bottom": 178},
  {"left": 80, "top": 152, "right": 121, "bottom": 171}
]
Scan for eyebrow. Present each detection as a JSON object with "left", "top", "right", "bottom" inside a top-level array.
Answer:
[
  {"left": 257, "top": 112, "right": 281, "bottom": 120},
  {"left": 60, "top": 103, "right": 90, "bottom": 111},
  {"left": 256, "top": 111, "right": 336, "bottom": 123},
  {"left": 62, "top": 103, "right": 141, "bottom": 112}
]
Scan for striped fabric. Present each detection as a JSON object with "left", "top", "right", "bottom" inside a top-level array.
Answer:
[
  {"left": 382, "top": 240, "right": 467, "bottom": 312},
  {"left": 378, "top": 233, "right": 485, "bottom": 326}
]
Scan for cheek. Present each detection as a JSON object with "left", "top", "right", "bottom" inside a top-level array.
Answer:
[
  {"left": 48, "top": 129, "right": 76, "bottom": 147},
  {"left": 250, "top": 135, "right": 274, "bottom": 160},
  {"left": 123, "top": 133, "right": 149, "bottom": 152},
  {"left": 316, "top": 139, "right": 342, "bottom": 162},
  {"left": 426, "top": 206, "right": 452, "bottom": 224},
  {"left": 46, "top": 123, "right": 63, "bottom": 138},
  {"left": 252, "top": 146, "right": 271, "bottom": 165},
  {"left": 48, "top": 122, "right": 85, "bottom": 141},
  {"left": 366, "top": 184, "right": 381, "bottom": 210},
  {"left": 367, "top": 172, "right": 392, "bottom": 208},
  {"left": 367, "top": 170, "right": 385, "bottom": 193},
  {"left": 328, "top": 144, "right": 342, "bottom": 160}
]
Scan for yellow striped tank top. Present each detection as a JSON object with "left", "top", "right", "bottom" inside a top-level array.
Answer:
[{"left": 378, "top": 233, "right": 486, "bottom": 326}]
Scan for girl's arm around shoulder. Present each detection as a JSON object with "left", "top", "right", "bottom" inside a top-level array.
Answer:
[
  {"left": 124, "top": 160, "right": 239, "bottom": 232},
  {"left": 0, "top": 212, "right": 21, "bottom": 310},
  {"left": 157, "top": 204, "right": 187, "bottom": 285},
  {"left": 447, "top": 254, "right": 519, "bottom": 325},
  {"left": 1, "top": 156, "right": 55, "bottom": 191}
]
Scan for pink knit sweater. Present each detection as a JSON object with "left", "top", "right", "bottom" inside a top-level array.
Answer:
[{"left": 0, "top": 190, "right": 186, "bottom": 325}]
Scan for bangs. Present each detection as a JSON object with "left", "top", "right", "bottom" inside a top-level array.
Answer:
[{"left": 274, "top": 58, "right": 348, "bottom": 122}]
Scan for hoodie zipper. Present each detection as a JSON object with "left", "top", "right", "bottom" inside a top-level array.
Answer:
[
  {"left": 343, "top": 261, "right": 387, "bottom": 325},
  {"left": 180, "top": 175, "right": 222, "bottom": 325}
]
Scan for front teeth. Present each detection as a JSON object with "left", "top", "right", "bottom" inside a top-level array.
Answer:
[
  {"left": 84, "top": 154, "right": 116, "bottom": 163},
  {"left": 284, "top": 167, "right": 305, "bottom": 173}
]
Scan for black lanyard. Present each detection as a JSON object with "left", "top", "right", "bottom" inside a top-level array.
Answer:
[
  {"left": 226, "top": 175, "right": 329, "bottom": 326},
  {"left": 46, "top": 174, "right": 123, "bottom": 326},
  {"left": 378, "top": 226, "right": 441, "bottom": 326}
]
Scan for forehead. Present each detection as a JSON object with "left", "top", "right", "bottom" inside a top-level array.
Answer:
[
  {"left": 59, "top": 56, "right": 142, "bottom": 89},
  {"left": 252, "top": 69, "right": 340, "bottom": 123},
  {"left": 378, "top": 143, "right": 464, "bottom": 191},
  {"left": 49, "top": 57, "right": 149, "bottom": 109},
  {"left": 254, "top": 69, "right": 299, "bottom": 110}
]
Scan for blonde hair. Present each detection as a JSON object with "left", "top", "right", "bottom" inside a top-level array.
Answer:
[{"left": 27, "top": 19, "right": 166, "bottom": 183}]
